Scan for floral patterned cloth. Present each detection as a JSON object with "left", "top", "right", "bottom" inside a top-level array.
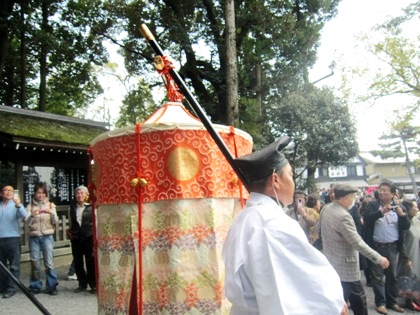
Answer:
[{"left": 96, "top": 199, "right": 242, "bottom": 314}]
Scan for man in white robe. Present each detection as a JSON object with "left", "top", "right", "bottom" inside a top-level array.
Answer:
[{"left": 223, "top": 136, "right": 347, "bottom": 315}]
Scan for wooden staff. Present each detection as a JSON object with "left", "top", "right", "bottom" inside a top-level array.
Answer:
[
  {"left": 0, "top": 261, "right": 51, "bottom": 315},
  {"left": 139, "top": 24, "right": 250, "bottom": 190}
]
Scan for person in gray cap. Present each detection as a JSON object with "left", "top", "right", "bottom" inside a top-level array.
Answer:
[
  {"left": 321, "top": 184, "right": 389, "bottom": 315},
  {"left": 222, "top": 136, "right": 348, "bottom": 315},
  {"left": 67, "top": 185, "right": 96, "bottom": 294}
]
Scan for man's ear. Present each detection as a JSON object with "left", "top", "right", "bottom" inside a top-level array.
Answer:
[
  {"left": 271, "top": 172, "right": 277, "bottom": 183},
  {"left": 271, "top": 172, "right": 281, "bottom": 187}
]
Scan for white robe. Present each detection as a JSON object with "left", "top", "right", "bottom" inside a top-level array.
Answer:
[
  {"left": 406, "top": 213, "right": 420, "bottom": 276},
  {"left": 222, "top": 192, "right": 344, "bottom": 315}
]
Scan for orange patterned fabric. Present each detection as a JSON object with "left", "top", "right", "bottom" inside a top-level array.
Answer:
[
  {"left": 92, "top": 124, "right": 252, "bottom": 314},
  {"left": 91, "top": 129, "right": 252, "bottom": 205}
]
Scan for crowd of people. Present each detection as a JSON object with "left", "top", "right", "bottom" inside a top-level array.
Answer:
[
  {"left": 288, "top": 183, "right": 420, "bottom": 314},
  {"left": 223, "top": 137, "right": 419, "bottom": 315},
  {"left": 0, "top": 183, "right": 95, "bottom": 298}
]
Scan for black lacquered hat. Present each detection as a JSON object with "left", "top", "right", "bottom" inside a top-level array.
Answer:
[{"left": 233, "top": 136, "right": 291, "bottom": 182}]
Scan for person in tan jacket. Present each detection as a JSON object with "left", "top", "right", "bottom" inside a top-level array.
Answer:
[
  {"left": 321, "top": 184, "right": 389, "bottom": 315},
  {"left": 297, "top": 197, "right": 320, "bottom": 244},
  {"left": 26, "top": 182, "right": 59, "bottom": 295}
]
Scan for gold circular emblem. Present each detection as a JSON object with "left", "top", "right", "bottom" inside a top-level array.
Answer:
[{"left": 167, "top": 147, "right": 199, "bottom": 181}]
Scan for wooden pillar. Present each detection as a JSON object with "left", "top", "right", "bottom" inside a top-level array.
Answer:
[{"left": 15, "top": 159, "right": 23, "bottom": 192}]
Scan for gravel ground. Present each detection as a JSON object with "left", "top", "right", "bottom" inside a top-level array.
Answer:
[{"left": 0, "top": 258, "right": 97, "bottom": 315}]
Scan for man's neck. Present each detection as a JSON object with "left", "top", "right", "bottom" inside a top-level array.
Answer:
[
  {"left": 335, "top": 200, "right": 348, "bottom": 210},
  {"left": 380, "top": 198, "right": 392, "bottom": 205}
]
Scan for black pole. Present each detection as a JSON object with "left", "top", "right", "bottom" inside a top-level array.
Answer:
[
  {"left": 0, "top": 261, "right": 52, "bottom": 315},
  {"left": 139, "top": 24, "right": 250, "bottom": 190}
]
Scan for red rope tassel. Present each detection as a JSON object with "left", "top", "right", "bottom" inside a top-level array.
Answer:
[
  {"left": 87, "top": 146, "right": 99, "bottom": 290},
  {"left": 154, "top": 55, "right": 185, "bottom": 103},
  {"left": 135, "top": 123, "right": 143, "bottom": 315},
  {"left": 229, "top": 126, "right": 245, "bottom": 208}
]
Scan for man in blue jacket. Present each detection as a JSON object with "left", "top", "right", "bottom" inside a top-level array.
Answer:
[{"left": 0, "top": 185, "right": 28, "bottom": 298}]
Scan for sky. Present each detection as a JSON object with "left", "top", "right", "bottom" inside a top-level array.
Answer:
[
  {"left": 308, "top": 0, "right": 418, "bottom": 152},
  {"left": 91, "top": 0, "right": 418, "bottom": 152}
]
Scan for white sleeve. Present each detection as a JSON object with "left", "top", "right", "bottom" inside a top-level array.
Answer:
[
  {"left": 245, "top": 219, "right": 344, "bottom": 315},
  {"left": 50, "top": 203, "right": 58, "bottom": 225}
]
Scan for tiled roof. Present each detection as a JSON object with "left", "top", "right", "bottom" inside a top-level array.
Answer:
[{"left": 359, "top": 152, "right": 408, "bottom": 164}]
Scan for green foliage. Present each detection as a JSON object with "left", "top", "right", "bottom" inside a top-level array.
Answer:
[
  {"left": 369, "top": 36, "right": 419, "bottom": 98},
  {"left": 371, "top": 113, "right": 419, "bottom": 160},
  {"left": 0, "top": 0, "right": 109, "bottom": 114},
  {"left": 357, "top": 1, "right": 419, "bottom": 109},
  {"left": 359, "top": 2, "right": 420, "bottom": 181},
  {"left": 0, "top": 161, "right": 17, "bottom": 188},
  {"left": 238, "top": 97, "right": 265, "bottom": 146},
  {"left": 269, "top": 85, "right": 358, "bottom": 190},
  {"left": 95, "top": 61, "right": 158, "bottom": 127},
  {"left": 46, "top": 63, "right": 103, "bottom": 115},
  {"left": 101, "top": 0, "right": 340, "bottom": 131},
  {"left": 115, "top": 78, "right": 157, "bottom": 127},
  {"left": 370, "top": 111, "right": 419, "bottom": 195}
]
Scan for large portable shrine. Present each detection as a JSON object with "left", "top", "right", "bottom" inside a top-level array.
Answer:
[{"left": 90, "top": 102, "right": 252, "bottom": 314}]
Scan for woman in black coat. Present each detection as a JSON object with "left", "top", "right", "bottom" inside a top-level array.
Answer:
[{"left": 67, "top": 185, "right": 96, "bottom": 293}]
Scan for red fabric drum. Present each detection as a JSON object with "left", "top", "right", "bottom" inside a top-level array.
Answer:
[{"left": 90, "top": 102, "right": 252, "bottom": 314}]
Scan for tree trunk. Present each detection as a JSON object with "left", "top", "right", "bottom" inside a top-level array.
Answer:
[
  {"left": 402, "top": 138, "right": 418, "bottom": 196},
  {"left": 224, "top": 0, "right": 238, "bottom": 126},
  {"left": 38, "top": 0, "right": 48, "bottom": 112},
  {"left": 255, "top": 58, "right": 262, "bottom": 115},
  {"left": 0, "top": 0, "right": 16, "bottom": 78},
  {"left": 306, "top": 165, "right": 317, "bottom": 193},
  {"left": 19, "top": 3, "right": 26, "bottom": 108},
  {"left": 4, "top": 53, "right": 16, "bottom": 106},
  {"left": 0, "top": 36, "right": 11, "bottom": 81}
]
